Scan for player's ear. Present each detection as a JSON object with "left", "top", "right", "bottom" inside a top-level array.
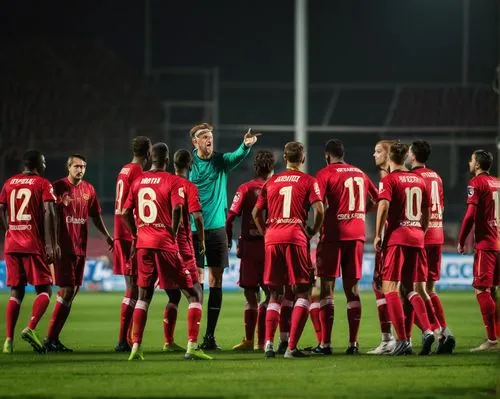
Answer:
[{"left": 301, "top": 155, "right": 306, "bottom": 165}]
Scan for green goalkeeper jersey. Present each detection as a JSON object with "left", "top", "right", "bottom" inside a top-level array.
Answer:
[{"left": 189, "top": 142, "right": 251, "bottom": 231}]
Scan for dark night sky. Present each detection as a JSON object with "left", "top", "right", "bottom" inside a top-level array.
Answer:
[{"left": 1, "top": 0, "right": 498, "bottom": 83}]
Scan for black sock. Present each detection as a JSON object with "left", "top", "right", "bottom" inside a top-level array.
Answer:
[{"left": 206, "top": 287, "right": 222, "bottom": 337}]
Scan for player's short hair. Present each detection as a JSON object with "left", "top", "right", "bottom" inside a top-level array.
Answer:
[
  {"left": 473, "top": 149, "right": 494, "bottom": 171},
  {"left": 67, "top": 154, "right": 87, "bottom": 168},
  {"left": 389, "top": 142, "right": 409, "bottom": 165},
  {"left": 254, "top": 150, "right": 275, "bottom": 177},
  {"left": 284, "top": 141, "right": 305, "bottom": 163},
  {"left": 23, "top": 150, "right": 43, "bottom": 171},
  {"left": 174, "top": 149, "right": 192, "bottom": 170},
  {"left": 376, "top": 139, "right": 398, "bottom": 153},
  {"left": 411, "top": 140, "right": 431, "bottom": 163},
  {"left": 152, "top": 142, "right": 169, "bottom": 166},
  {"left": 189, "top": 123, "right": 213, "bottom": 139},
  {"left": 324, "top": 139, "right": 344, "bottom": 158},
  {"left": 132, "top": 136, "right": 151, "bottom": 158}
]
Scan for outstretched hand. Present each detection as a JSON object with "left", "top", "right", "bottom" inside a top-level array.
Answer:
[{"left": 243, "top": 128, "right": 261, "bottom": 147}]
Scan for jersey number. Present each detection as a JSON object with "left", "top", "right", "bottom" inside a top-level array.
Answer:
[
  {"left": 115, "top": 179, "right": 124, "bottom": 214},
  {"left": 493, "top": 191, "right": 499, "bottom": 224},
  {"left": 9, "top": 188, "right": 32, "bottom": 222},
  {"left": 404, "top": 187, "right": 422, "bottom": 221},
  {"left": 430, "top": 180, "right": 442, "bottom": 215},
  {"left": 344, "top": 177, "right": 365, "bottom": 212},
  {"left": 138, "top": 188, "right": 157, "bottom": 224},
  {"left": 279, "top": 186, "right": 292, "bottom": 218}
]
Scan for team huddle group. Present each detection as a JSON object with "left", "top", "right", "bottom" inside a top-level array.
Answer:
[{"left": 0, "top": 122, "right": 499, "bottom": 360}]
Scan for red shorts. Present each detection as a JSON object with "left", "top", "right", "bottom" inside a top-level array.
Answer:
[
  {"left": 164, "top": 255, "right": 200, "bottom": 289},
  {"left": 113, "top": 239, "right": 136, "bottom": 276},
  {"left": 381, "top": 245, "right": 427, "bottom": 284},
  {"left": 136, "top": 248, "right": 193, "bottom": 290},
  {"left": 316, "top": 240, "right": 363, "bottom": 282},
  {"left": 264, "top": 244, "right": 311, "bottom": 287},
  {"left": 238, "top": 239, "right": 265, "bottom": 288},
  {"left": 473, "top": 250, "right": 499, "bottom": 288},
  {"left": 425, "top": 245, "right": 442, "bottom": 282},
  {"left": 5, "top": 253, "right": 52, "bottom": 287},
  {"left": 55, "top": 254, "right": 86, "bottom": 287}
]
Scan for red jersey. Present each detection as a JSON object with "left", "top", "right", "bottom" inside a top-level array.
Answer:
[
  {"left": 466, "top": 173, "right": 500, "bottom": 251},
  {"left": 0, "top": 173, "right": 56, "bottom": 255},
  {"left": 378, "top": 170, "right": 429, "bottom": 248},
  {"left": 229, "top": 177, "right": 266, "bottom": 240},
  {"left": 53, "top": 178, "right": 101, "bottom": 256},
  {"left": 175, "top": 175, "right": 202, "bottom": 258},
  {"left": 124, "top": 170, "right": 184, "bottom": 252},
  {"left": 316, "top": 162, "right": 377, "bottom": 242},
  {"left": 114, "top": 163, "right": 143, "bottom": 241},
  {"left": 411, "top": 167, "right": 444, "bottom": 245},
  {"left": 255, "top": 170, "right": 322, "bottom": 247}
]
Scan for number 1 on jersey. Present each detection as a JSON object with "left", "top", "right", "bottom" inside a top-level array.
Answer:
[{"left": 279, "top": 186, "right": 292, "bottom": 218}]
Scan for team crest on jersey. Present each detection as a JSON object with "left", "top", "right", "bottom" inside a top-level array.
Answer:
[
  {"left": 83, "top": 193, "right": 90, "bottom": 201},
  {"left": 467, "top": 186, "right": 474, "bottom": 197}
]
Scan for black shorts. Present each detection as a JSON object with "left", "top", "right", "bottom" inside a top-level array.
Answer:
[{"left": 192, "top": 227, "right": 229, "bottom": 268}]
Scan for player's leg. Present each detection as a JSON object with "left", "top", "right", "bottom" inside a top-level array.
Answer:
[
  {"left": 128, "top": 248, "right": 159, "bottom": 360},
  {"left": 232, "top": 287, "right": 258, "bottom": 350},
  {"left": 200, "top": 228, "right": 228, "bottom": 350},
  {"left": 308, "top": 280, "right": 322, "bottom": 349},
  {"left": 264, "top": 286, "right": 283, "bottom": 357},
  {"left": 114, "top": 239, "right": 137, "bottom": 352},
  {"left": 256, "top": 286, "right": 270, "bottom": 350},
  {"left": 312, "top": 241, "right": 336, "bottom": 355},
  {"left": 284, "top": 245, "right": 313, "bottom": 358},
  {"left": 367, "top": 250, "right": 395, "bottom": 354},
  {"left": 3, "top": 254, "right": 26, "bottom": 354},
  {"left": 21, "top": 283, "right": 52, "bottom": 353},
  {"left": 492, "top": 285, "right": 500, "bottom": 340},
  {"left": 342, "top": 241, "right": 363, "bottom": 354},
  {"left": 17, "top": 254, "right": 53, "bottom": 353},
  {"left": 163, "top": 288, "right": 183, "bottom": 352},
  {"left": 401, "top": 249, "right": 434, "bottom": 355},
  {"left": 471, "top": 250, "right": 497, "bottom": 352},
  {"left": 276, "top": 286, "right": 294, "bottom": 354},
  {"left": 381, "top": 246, "right": 411, "bottom": 355}
]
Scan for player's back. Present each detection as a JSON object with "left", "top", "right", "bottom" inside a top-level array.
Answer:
[
  {"left": 317, "top": 162, "right": 376, "bottom": 242},
  {"left": 114, "top": 163, "right": 143, "bottom": 241},
  {"left": 236, "top": 178, "right": 266, "bottom": 240},
  {"left": 129, "top": 170, "right": 182, "bottom": 251},
  {"left": 412, "top": 167, "right": 444, "bottom": 245},
  {"left": 380, "top": 170, "right": 428, "bottom": 248},
  {"left": 467, "top": 173, "right": 500, "bottom": 250},
  {"left": 262, "top": 169, "right": 320, "bottom": 246},
  {"left": 0, "top": 173, "right": 55, "bottom": 255}
]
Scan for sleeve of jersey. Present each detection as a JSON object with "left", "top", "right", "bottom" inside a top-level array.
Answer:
[
  {"left": 223, "top": 142, "right": 251, "bottom": 172},
  {"left": 315, "top": 170, "right": 327, "bottom": 201},
  {"left": 229, "top": 185, "right": 246, "bottom": 215},
  {"left": 41, "top": 180, "right": 57, "bottom": 202},
  {"left": 377, "top": 176, "right": 392, "bottom": 202},
  {"left": 0, "top": 185, "right": 7, "bottom": 205},
  {"left": 89, "top": 187, "right": 102, "bottom": 217},
  {"left": 171, "top": 179, "right": 185, "bottom": 208},
  {"left": 308, "top": 178, "right": 323, "bottom": 205},
  {"left": 254, "top": 183, "right": 267, "bottom": 210},
  {"left": 123, "top": 185, "right": 136, "bottom": 210},
  {"left": 188, "top": 184, "right": 202, "bottom": 213},
  {"left": 466, "top": 179, "right": 479, "bottom": 205}
]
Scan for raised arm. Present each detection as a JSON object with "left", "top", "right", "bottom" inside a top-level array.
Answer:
[{"left": 223, "top": 129, "right": 259, "bottom": 172}]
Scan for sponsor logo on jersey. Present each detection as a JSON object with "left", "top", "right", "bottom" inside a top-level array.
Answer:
[{"left": 66, "top": 216, "right": 87, "bottom": 224}]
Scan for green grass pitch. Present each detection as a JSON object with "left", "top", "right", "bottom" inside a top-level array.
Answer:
[{"left": 0, "top": 291, "right": 498, "bottom": 398}]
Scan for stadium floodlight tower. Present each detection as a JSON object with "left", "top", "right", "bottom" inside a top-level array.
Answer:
[{"left": 295, "top": 0, "right": 308, "bottom": 172}]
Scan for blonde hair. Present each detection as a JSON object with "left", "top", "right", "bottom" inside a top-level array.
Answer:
[{"left": 189, "top": 123, "right": 213, "bottom": 139}]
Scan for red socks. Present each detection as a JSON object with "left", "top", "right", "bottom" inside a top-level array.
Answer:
[
  {"left": 288, "top": 298, "right": 310, "bottom": 350},
  {"left": 132, "top": 300, "right": 149, "bottom": 345},
  {"left": 374, "top": 290, "right": 391, "bottom": 334},
  {"left": 257, "top": 303, "right": 267, "bottom": 346},
  {"left": 429, "top": 292, "right": 447, "bottom": 328},
  {"left": 265, "top": 301, "right": 280, "bottom": 343},
  {"left": 385, "top": 292, "right": 407, "bottom": 340},
  {"left": 407, "top": 291, "right": 432, "bottom": 332},
  {"left": 476, "top": 291, "right": 497, "bottom": 341},
  {"left": 119, "top": 290, "right": 136, "bottom": 343},
  {"left": 319, "top": 297, "right": 334, "bottom": 345},
  {"left": 5, "top": 297, "right": 21, "bottom": 339},
  {"left": 244, "top": 303, "right": 258, "bottom": 341},
  {"left": 187, "top": 302, "right": 202, "bottom": 342},
  {"left": 309, "top": 301, "right": 322, "bottom": 344},
  {"left": 28, "top": 292, "right": 50, "bottom": 330},
  {"left": 163, "top": 303, "right": 178, "bottom": 344},
  {"left": 47, "top": 295, "right": 71, "bottom": 340}
]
